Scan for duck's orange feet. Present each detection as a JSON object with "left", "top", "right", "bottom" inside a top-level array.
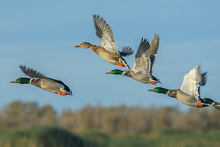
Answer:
[
  {"left": 117, "top": 62, "right": 125, "bottom": 67},
  {"left": 195, "top": 103, "right": 204, "bottom": 107},
  {"left": 149, "top": 81, "right": 157, "bottom": 86},
  {"left": 58, "top": 91, "right": 67, "bottom": 96}
]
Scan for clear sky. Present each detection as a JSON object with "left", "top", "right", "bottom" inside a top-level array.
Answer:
[{"left": 1, "top": 0, "right": 220, "bottom": 113}]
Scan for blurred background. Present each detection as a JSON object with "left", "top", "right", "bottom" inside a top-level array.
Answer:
[{"left": 1, "top": 0, "right": 220, "bottom": 146}]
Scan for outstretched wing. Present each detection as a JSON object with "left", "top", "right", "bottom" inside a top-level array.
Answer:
[
  {"left": 132, "top": 34, "right": 160, "bottom": 74},
  {"left": 20, "top": 65, "right": 47, "bottom": 79},
  {"left": 149, "top": 34, "right": 160, "bottom": 73},
  {"left": 132, "top": 38, "right": 151, "bottom": 74},
  {"left": 180, "top": 64, "right": 207, "bottom": 100},
  {"left": 93, "top": 15, "right": 119, "bottom": 54}
]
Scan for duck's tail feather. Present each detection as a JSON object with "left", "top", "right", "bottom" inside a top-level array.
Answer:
[
  {"left": 200, "top": 72, "right": 207, "bottom": 86},
  {"left": 119, "top": 47, "right": 133, "bottom": 57},
  {"left": 151, "top": 75, "right": 161, "bottom": 83}
]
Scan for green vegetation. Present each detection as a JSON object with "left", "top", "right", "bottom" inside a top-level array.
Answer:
[
  {"left": 109, "top": 128, "right": 220, "bottom": 147},
  {"left": 111, "top": 135, "right": 148, "bottom": 147},
  {"left": 2, "top": 100, "right": 220, "bottom": 136},
  {"left": 0, "top": 127, "right": 86, "bottom": 147},
  {"left": 80, "top": 131, "right": 111, "bottom": 147},
  {"left": 0, "top": 127, "right": 220, "bottom": 147},
  {"left": 146, "top": 128, "right": 220, "bottom": 147},
  {"left": 1, "top": 100, "right": 220, "bottom": 146}
]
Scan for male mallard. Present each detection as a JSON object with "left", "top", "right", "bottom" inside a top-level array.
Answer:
[
  {"left": 75, "top": 15, "right": 133, "bottom": 69},
  {"left": 148, "top": 64, "right": 219, "bottom": 108},
  {"left": 10, "top": 66, "right": 72, "bottom": 96},
  {"left": 106, "top": 35, "right": 160, "bottom": 86}
]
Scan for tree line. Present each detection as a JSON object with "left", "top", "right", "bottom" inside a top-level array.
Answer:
[{"left": 0, "top": 100, "right": 220, "bottom": 135}]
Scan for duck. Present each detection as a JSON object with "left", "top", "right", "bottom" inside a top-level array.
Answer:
[
  {"left": 10, "top": 66, "right": 72, "bottom": 96},
  {"left": 106, "top": 35, "right": 160, "bottom": 86},
  {"left": 75, "top": 15, "right": 133, "bottom": 69},
  {"left": 148, "top": 64, "right": 218, "bottom": 108}
]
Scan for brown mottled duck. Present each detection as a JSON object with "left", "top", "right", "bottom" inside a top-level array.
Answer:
[{"left": 75, "top": 15, "right": 133, "bottom": 69}]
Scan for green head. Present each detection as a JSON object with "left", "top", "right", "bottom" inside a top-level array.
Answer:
[
  {"left": 202, "top": 98, "right": 215, "bottom": 105},
  {"left": 10, "top": 78, "right": 30, "bottom": 84},
  {"left": 106, "top": 69, "right": 124, "bottom": 75},
  {"left": 148, "top": 87, "right": 168, "bottom": 94}
]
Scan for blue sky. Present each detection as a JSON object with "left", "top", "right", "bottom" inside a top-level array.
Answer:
[{"left": 1, "top": 0, "right": 220, "bottom": 113}]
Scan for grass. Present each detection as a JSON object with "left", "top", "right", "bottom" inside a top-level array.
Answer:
[
  {"left": 0, "top": 126, "right": 86, "bottom": 147},
  {"left": 110, "top": 135, "right": 148, "bottom": 147},
  {"left": 0, "top": 127, "right": 220, "bottom": 147},
  {"left": 80, "top": 130, "right": 111, "bottom": 147},
  {"left": 145, "top": 128, "right": 220, "bottom": 147},
  {"left": 110, "top": 128, "right": 220, "bottom": 147}
]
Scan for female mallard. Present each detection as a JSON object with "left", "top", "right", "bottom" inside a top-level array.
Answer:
[
  {"left": 10, "top": 66, "right": 72, "bottom": 96},
  {"left": 106, "top": 35, "right": 160, "bottom": 86},
  {"left": 75, "top": 15, "right": 133, "bottom": 69},
  {"left": 148, "top": 64, "right": 219, "bottom": 109}
]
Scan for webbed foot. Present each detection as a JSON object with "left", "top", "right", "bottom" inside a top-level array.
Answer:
[
  {"left": 117, "top": 62, "right": 125, "bottom": 67},
  {"left": 195, "top": 103, "right": 205, "bottom": 108},
  {"left": 58, "top": 91, "right": 67, "bottom": 96},
  {"left": 149, "top": 81, "right": 157, "bottom": 86}
]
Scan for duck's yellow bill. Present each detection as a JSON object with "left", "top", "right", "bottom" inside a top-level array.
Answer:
[
  {"left": 148, "top": 89, "right": 155, "bottom": 92},
  {"left": 10, "top": 80, "right": 17, "bottom": 83}
]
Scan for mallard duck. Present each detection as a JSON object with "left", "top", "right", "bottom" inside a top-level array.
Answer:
[
  {"left": 106, "top": 35, "right": 160, "bottom": 86},
  {"left": 75, "top": 15, "right": 133, "bottom": 69},
  {"left": 148, "top": 64, "right": 213, "bottom": 108},
  {"left": 10, "top": 66, "right": 72, "bottom": 96}
]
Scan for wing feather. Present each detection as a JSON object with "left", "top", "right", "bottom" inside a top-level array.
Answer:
[
  {"left": 180, "top": 64, "right": 207, "bottom": 100},
  {"left": 132, "top": 38, "right": 150, "bottom": 74},
  {"left": 93, "top": 15, "right": 119, "bottom": 54},
  {"left": 20, "top": 65, "right": 47, "bottom": 79},
  {"left": 20, "top": 65, "right": 72, "bottom": 95},
  {"left": 149, "top": 34, "right": 160, "bottom": 73},
  {"left": 119, "top": 47, "right": 133, "bottom": 57}
]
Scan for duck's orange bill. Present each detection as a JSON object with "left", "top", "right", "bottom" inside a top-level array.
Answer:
[
  {"left": 149, "top": 81, "right": 157, "bottom": 86},
  {"left": 74, "top": 45, "right": 80, "bottom": 47}
]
